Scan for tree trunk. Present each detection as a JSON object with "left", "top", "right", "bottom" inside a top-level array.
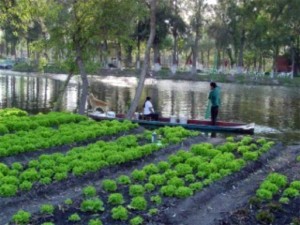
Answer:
[
  {"left": 191, "top": 32, "right": 200, "bottom": 75},
  {"left": 52, "top": 71, "right": 74, "bottom": 112},
  {"left": 126, "top": 0, "right": 157, "bottom": 119},
  {"left": 136, "top": 38, "right": 141, "bottom": 70},
  {"left": 76, "top": 44, "right": 89, "bottom": 115}
]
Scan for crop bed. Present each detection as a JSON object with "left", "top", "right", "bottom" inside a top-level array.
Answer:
[{"left": 0, "top": 108, "right": 299, "bottom": 225}]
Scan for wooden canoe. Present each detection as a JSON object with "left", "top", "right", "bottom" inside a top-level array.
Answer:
[{"left": 89, "top": 112, "right": 255, "bottom": 135}]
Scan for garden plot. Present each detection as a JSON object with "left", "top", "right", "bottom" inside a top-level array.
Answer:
[{"left": 2, "top": 131, "right": 278, "bottom": 225}]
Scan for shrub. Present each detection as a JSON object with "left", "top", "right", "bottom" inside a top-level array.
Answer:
[
  {"left": 111, "top": 206, "right": 128, "bottom": 221},
  {"left": 12, "top": 210, "right": 31, "bottom": 225},
  {"left": 80, "top": 198, "right": 105, "bottom": 212},
  {"left": 130, "top": 196, "right": 148, "bottom": 210},
  {"left": 102, "top": 179, "right": 117, "bottom": 192},
  {"left": 68, "top": 213, "right": 81, "bottom": 222},
  {"left": 129, "top": 185, "right": 145, "bottom": 197},
  {"left": 40, "top": 204, "right": 54, "bottom": 215},
  {"left": 82, "top": 185, "right": 97, "bottom": 198},
  {"left": 175, "top": 186, "right": 193, "bottom": 198},
  {"left": 108, "top": 193, "right": 124, "bottom": 205},
  {"left": 130, "top": 216, "right": 144, "bottom": 225}
]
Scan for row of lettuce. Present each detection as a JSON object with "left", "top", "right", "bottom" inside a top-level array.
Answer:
[
  {"left": 0, "top": 125, "right": 198, "bottom": 197},
  {"left": 0, "top": 108, "right": 88, "bottom": 134},
  {"left": 251, "top": 163, "right": 300, "bottom": 224},
  {"left": 10, "top": 136, "right": 274, "bottom": 225}
]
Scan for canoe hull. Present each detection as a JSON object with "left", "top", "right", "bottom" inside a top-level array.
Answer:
[{"left": 89, "top": 113, "right": 255, "bottom": 135}]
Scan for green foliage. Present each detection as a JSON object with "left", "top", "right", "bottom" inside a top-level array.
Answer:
[
  {"left": 144, "top": 182, "right": 155, "bottom": 192},
  {"left": 0, "top": 184, "right": 18, "bottom": 197},
  {"left": 88, "top": 218, "right": 103, "bottom": 225},
  {"left": 130, "top": 196, "right": 148, "bottom": 210},
  {"left": 283, "top": 187, "right": 300, "bottom": 198},
  {"left": 266, "top": 173, "right": 288, "bottom": 188},
  {"left": 40, "top": 204, "right": 55, "bottom": 215},
  {"left": 243, "top": 151, "right": 259, "bottom": 161},
  {"left": 150, "top": 195, "right": 162, "bottom": 205},
  {"left": 143, "top": 163, "right": 159, "bottom": 175},
  {"left": 279, "top": 197, "right": 289, "bottom": 204},
  {"left": 290, "top": 181, "right": 300, "bottom": 190},
  {"left": 129, "top": 185, "right": 145, "bottom": 196},
  {"left": 41, "top": 222, "right": 55, "bottom": 225},
  {"left": 256, "top": 188, "right": 273, "bottom": 200},
  {"left": 167, "top": 177, "right": 185, "bottom": 187},
  {"left": 117, "top": 175, "right": 131, "bottom": 185},
  {"left": 102, "top": 179, "right": 117, "bottom": 192},
  {"left": 64, "top": 198, "right": 73, "bottom": 205},
  {"left": 175, "top": 186, "right": 193, "bottom": 198},
  {"left": 131, "top": 169, "right": 146, "bottom": 181},
  {"left": 260, "top": 181, "right": 279, "bottom": 194},
  {"left": 148, "top": 208, "right": 158, "bottom": 215},
  {"left": 12, "top": 210, "right": 31, "bottom": 225},
  {"left": 111, "top": 206, "right": 128, "bottom": 221},
  {"left": 80, "top": 198, "right": 105, "bottom": 212},
  {"left": 149, "top": 174, "right": 166, "bottom": 186},
  {"left": 82, "top": 185, "right": 97, "bottom": 198},
  {"left": 189, "top": 182, "right": 203, "bottom": 191},
  {"left": 130, "top": 216, "right": 144, "bottom": 225},
  {"left": 255, "top": 210, "right": 274, "bottom": 224},
  {"left": 68, "top": 213, "right": 81, "bottom": 222},
  {"left": 157, "top": 161, "right": 170, "bottom": 172},
  {"left": 175, "top": 163, "right": 193, "bottom": 176},
  {"left": 185, "top": 174, "right": 196, "bottom": 182},
  {"left": 108, "top": 193, "right": 125, "bottom": 205},
  {"left": 11, "top": 162, "right": 23, "bottom": 171},
  {"left": 240, "top": 136, "right": 253, "bottom": 145},
  {"left": 160, "top": 185, "right": 177, "bottom": 197}
]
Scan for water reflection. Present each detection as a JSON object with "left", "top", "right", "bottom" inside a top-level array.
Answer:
[{"left": 0, "top": 70, "right": 300, "bottom": 143}]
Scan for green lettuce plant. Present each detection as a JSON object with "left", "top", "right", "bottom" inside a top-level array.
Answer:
[
  {"left": 108, "top": 193, "right": 125, "bottom": 205},
  {"left": 117, "top": 175, "right": 131, "bottom": 185},
  {"left": 130, "top": 216, "right": 144, "bottom": 225},
  {"left": 40, "top": 204, "right": 55, "bottom": 215},
  {"left": 88, "top": 218, "right": 103, "bottom": 225},
  {"left": 12, "top": 210, "right": 31, "bottom": 225},
  {"left": 102, "top": 179, "right": 117, "bottom": 192},
  {"left": 82, "top": 185, "right": 97, "bottom": 198},
  {"left": 111, "top": 206, "right": 128, "bottom": 221},
  {"left": 175, "top": 186, "right": 193, "bottom": 198},
  {"left": 129, "top": 185, "right": 145, "bottom": 197},
  {"left": 150, "top": 195, "right": 162, "bottom": 205},
  {"left": 80, "top": 198, "right": 105, "bottom": 212},
  {"left": 68, "top": 213, "right": 81, "bottom": 222},
  {"left": 130, "top": 196, "right": 148, "bottom": 210},
  {"left": 149, "top": 174, "right": 166, "bottom": 186}
]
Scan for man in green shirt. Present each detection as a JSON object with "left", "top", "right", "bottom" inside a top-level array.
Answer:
[{"left": 208, "top": 82, "right": 221, "bottom": 125}]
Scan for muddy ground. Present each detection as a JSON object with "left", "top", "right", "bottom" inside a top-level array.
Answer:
[{"left": 2, "top": 133, "right": 300, "bottom": 225}]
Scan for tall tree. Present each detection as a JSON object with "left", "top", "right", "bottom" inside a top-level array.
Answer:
[{"left": 126, "top": 0, "right": 157, "bottom": 119}]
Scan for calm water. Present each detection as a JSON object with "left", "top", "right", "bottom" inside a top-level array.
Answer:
[{"left": 1, "top": 70, "right": 299, "bottom": 143}]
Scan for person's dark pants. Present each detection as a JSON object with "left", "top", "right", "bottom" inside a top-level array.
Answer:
[
  {"left": 144, "top": 113, "right": 159, "bottom": 121},
  {"left": 211, "top": 106, "right": 219, "bottom": 125}
]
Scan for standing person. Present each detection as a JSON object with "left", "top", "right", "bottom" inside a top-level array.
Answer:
[
  {"left": 143, "top": 96, "right": 159, "bottom": 120},
  {"left": 208, "top": 82, "right": 221, "bottom": 125}
]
